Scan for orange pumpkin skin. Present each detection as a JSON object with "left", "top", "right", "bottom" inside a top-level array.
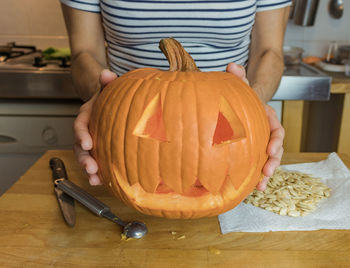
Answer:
[{"left": 89, "top": 40, "right": 270, "bottom": 219}]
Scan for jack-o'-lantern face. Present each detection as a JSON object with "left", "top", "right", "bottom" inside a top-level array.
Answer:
[
  {"left": 89, "top": 38, "right": 270, "bottom": 219},
  {"left": 132, "top": 91, "right": 247, "bottom": 196}
]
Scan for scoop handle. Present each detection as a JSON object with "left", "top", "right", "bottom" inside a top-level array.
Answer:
[{"left": 55, "top": 179, "right": 109, "bottom": 216}]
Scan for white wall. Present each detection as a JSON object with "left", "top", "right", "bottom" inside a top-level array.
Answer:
[
  {"left": 285, "top": 0, "right": 350, "bottom": 57},
  {"left": 0, "top": 0, "right": 68, "bottom": 49}
]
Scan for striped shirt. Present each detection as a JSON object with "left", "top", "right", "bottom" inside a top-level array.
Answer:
[{"left": 60, "top": 0, "right": 291, "bottom": 76}]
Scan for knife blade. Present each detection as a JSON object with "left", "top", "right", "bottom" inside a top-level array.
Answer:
[{"left": 49, "top": 157, "right": 76, "bottom": 227}]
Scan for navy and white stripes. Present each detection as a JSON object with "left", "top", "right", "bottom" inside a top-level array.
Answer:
[{"left": 60, "top": 0, "right": 291, "bottom": 76}]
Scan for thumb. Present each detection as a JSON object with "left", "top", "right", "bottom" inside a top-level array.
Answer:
[
  {"left": 100, "top": 69, "right": 118, "bottom": 88},
  {"left": 226, "top": 63, "right": 249, "bottom": 85}
]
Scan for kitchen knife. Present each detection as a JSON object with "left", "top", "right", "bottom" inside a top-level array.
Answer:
[{"left": 49, "top": 157, "right": 76, "bottom": 227}]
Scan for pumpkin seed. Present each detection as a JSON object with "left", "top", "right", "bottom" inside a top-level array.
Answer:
[{"left": 243, "top": 167, "right": 332, "bottom": 217}]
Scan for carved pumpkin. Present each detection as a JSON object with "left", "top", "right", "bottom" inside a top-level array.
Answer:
[{"left": 89, "top": 38, "right": 270, "bottom": 219}]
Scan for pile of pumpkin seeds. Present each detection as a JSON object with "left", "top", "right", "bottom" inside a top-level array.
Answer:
[{"left": 244, "top": 167, "right": 332, "bottom": 217}]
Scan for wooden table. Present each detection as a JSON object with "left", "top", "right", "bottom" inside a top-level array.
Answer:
[{"left": 1, "top": 151, "right": 350, "bottom": 268}]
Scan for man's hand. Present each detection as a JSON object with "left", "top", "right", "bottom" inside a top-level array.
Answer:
[
  {"left": 226, "top": 62, "right": 285, "bottom": 192},
  {"left": 258, "top": 105, "right": 284, "bottom": 191},
  {"left": 73, "top": 69, "right": 117, "bottom": 185}
]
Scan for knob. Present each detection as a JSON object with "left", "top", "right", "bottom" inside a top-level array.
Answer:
[
  {"left": 42, "top": 127, "right": 58, "bottom": 145},
  {"left": 33, "top": 56, "right": 47, "bottom": 67},
  {"left": 59, "top": 57, "right": 70, "bottom": 68}
]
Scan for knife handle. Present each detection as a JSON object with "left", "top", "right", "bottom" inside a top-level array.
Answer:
[
  {"left": 55, "top": 179, "right": 109, "bottom": 217},
  {"left": 50, "top": 158, "right": 68, "bottom": 181}
]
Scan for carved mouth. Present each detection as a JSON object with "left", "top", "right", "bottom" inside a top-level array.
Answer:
[
  {"left": 111, "top": 164, "right": 258, "bottom": 218},
  {"left": 155, "top": 178, "right": 208, "bottom": 197}
]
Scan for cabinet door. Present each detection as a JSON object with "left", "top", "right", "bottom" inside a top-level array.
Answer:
[
  {"left": 281, "top": 101, "right": 304, "bottom": 152},
  {"left": 0, "top": 116, "right": 75, "bottom": 153}
]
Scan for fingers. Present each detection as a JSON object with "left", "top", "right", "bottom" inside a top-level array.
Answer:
[
  {"left": 256, "top": 146, "right": 283, "bottom": 192},
  {"left": 74, "top": 103, "right": 93, "bottom": 151},
  {"left": 100, "top": 69, "right": 118, "bottom": 88},
  {"left": 89, "top": 174, "right": 102, "bottom": 186},
  {"left": 265, "top": 105, "right": 285, "bottom": 153},
  {"left": 263, "top": 146, "right": 284, "bottom": 177},
  {"left": 226, "top": 62, "right": 246, "bottom": 78},
  {"left": 257, "top": 105, "right": 285, "bottom": 192},
  {"left": 73, "top": 69, "right": 117, "bottom": 186},
  {"left": 73, "top": 87, "right": 102, "bottom": 186},
  {"left": 267, "top": 125, "right": 285, "bottom": 156},
  {"left": 256, "top": 176, "right": 269, "bottom": 192},
  {"left": 226, "top": 62, "right": 249, "bottom": 85},
  {"left": 75, "top": 69, "right": 116, "bottom": 149},
  {"left": 74, "top": 143, "right": 102, "bottom": 185}
]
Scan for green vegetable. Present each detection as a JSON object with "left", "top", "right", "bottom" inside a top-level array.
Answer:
[{"left": 42, "top": 47, "right": 71, "bottom": 60}]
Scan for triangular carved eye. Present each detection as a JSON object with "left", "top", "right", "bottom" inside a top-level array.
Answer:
[
  {"left": 213, "top": 96, "right": 246, "bottom": 145},
  {"left": 133, "top": 93, "right": 167, "bottom": 141}
]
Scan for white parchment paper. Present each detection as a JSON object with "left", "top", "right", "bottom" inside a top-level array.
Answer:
[{"left": 218, "top": 153, "right": 350, "bottom": 233}]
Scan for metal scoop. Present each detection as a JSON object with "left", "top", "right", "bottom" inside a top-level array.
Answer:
[{"left": 54, "top": 178, "right": 148, "bottom": 239}]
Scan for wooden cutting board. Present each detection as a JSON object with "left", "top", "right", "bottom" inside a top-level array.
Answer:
[{"left": 0, "top": 150, "right": 350, "bottom": 267}]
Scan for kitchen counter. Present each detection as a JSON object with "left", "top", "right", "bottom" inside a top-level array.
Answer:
[
  {"left": 1, "top": 150, "right": 350, "bottom": 267},
  {"left": 329, "top": 71, "right": 350, "bottom": 94},
  {"left": 282, "top": 69, "right": 350, "bottom": 156}
]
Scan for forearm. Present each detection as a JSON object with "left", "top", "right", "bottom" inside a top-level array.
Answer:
[
  {"left": 246, "top": 49, "right": 284, "bottom": 103},
  {"left": 246, "top": 6, "right": 289, "bottom": 103},
  {"left": 71, "top": 51, "right": 105, "bottom": 102},
  {"left": 61, "top": 4, "right": 107, "bottom": 102}
]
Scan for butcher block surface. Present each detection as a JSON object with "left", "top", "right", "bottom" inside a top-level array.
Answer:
[{"left": 1, "top": 150, "right": 350, "bottom": 268}]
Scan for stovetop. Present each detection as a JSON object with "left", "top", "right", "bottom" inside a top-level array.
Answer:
[
  {"left": 0, "top": 43, "right": 75, "bottom": 99},
  {"left": 0, "top": 42, "right": 331, "bottom": 101},
  {"left": 0, "top": 42, "right": 70, "bottom": 72}
]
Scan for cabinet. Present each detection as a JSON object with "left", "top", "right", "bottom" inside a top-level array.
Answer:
[{"left": 282, "top": 73, "right": 350, "bottom": 155}]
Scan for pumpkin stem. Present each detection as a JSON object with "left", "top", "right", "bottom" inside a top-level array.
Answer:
[{"left": 159, "top": 38, "right": 200, "bottom": 72}]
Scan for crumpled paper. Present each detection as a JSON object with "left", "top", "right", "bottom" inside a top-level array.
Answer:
[{"left": 218, "top": 153, "right": 350, "bottom": 233}]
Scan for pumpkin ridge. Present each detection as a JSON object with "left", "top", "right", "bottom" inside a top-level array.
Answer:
[
  {"left": 111, "top": 78, "right": 144, "bottom": 192},
  {"left": 124, "top": 79, "right": 157, "bottom": 188},
  {"left": 136, "top": 84, "right": 156, "bottom": 192},
  {"left": 245, "top": 85, "right": 270, "bottom": 139},
  {"left": 159, "top": 79, "right": 184, "bottom": 193},
  {"left": 96, "top": 78, "right": 133, "bottom": 204},
  {"left": 110, "top": 79, "right": 142, "bottom": 196},
  {"left": 90, "top": 77, "right": 121, "bottom": 183},
  {"left": 222, "top": 79, "right": 254, "bottom": 191},
  {"left": 227, "top": 78, "right": 267, "bottom": 189},
  {"left": 242, "top": 82, "right": 270, "bottom": 176},
  {"left": 179, "top": 81, "right": 184, "bottom": 193},
  {"left": 194, "top": 81, "right": 200, "bottom": 195},
  {"left": 136, "top": 80, "right": 169, "bottom": 193},
  {"left": 181, "top": 80, "right": 199, "bottom": 193},
  {"left": 195, "top": 82, "right": 228, "bottom": 194}
]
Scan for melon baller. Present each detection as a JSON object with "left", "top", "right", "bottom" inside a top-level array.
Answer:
[{"left": 50, "top": 157, "right": 148, "bottom": 239}]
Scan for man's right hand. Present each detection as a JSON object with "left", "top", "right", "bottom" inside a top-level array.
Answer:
[{"left": 73, "top": 69, "right": 118, "bottom": 185}]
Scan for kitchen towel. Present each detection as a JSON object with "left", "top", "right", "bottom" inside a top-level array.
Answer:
[{"left": 218, "top": 152, "right": 350, "bottom": 233}]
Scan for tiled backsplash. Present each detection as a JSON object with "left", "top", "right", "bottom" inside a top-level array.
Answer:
[
  {"left": 0, "top": 0, "right": 349, "bottom": 57},
  {"left": 0, "top": 0, "right": 68, "bottom": 49},
  {"left": 285, "top": 0, "right": 350, "bottom": 57}
]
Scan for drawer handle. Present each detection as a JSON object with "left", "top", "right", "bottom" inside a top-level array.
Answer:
[{"left": 0, "top": 135, "right": 17, "bottom": 143}]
